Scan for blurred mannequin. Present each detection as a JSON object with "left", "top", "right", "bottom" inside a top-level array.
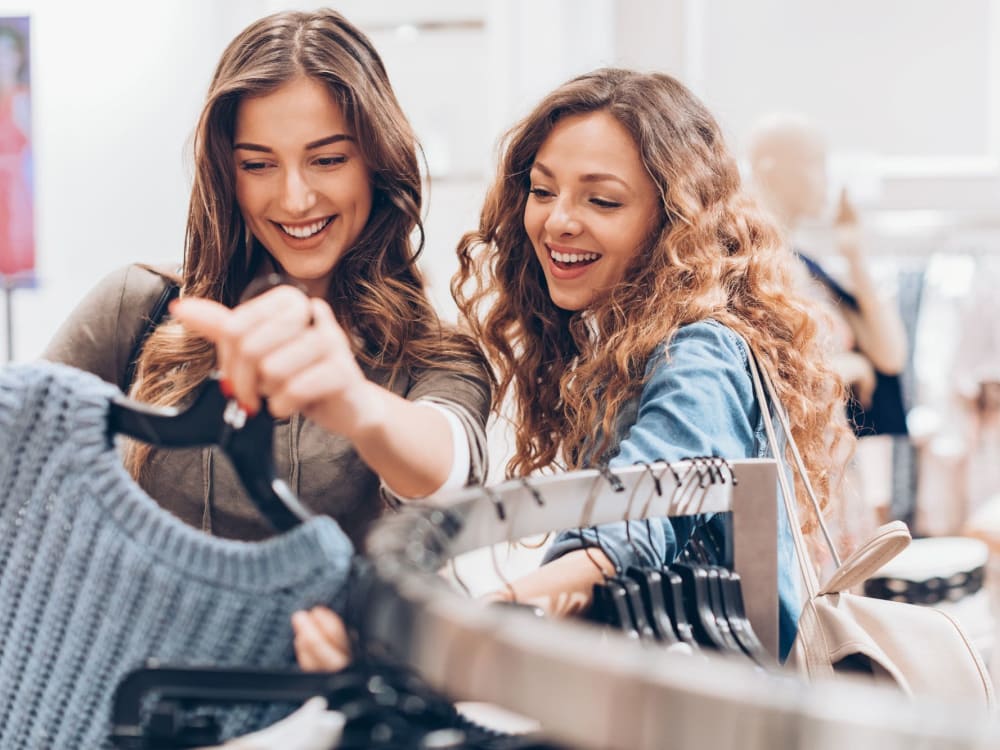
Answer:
[
  {"left": 748, "top": 114, "right": 907, "bottom": 403},
  {"left": 748, "top": 114, "right": 909, "bottom": 551}
]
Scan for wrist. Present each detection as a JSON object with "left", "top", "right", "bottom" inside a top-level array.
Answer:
[{"left": 340, "top": 380, "right": 391, "bottom": 443}]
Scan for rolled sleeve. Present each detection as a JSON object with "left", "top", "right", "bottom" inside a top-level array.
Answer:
[{"left": 376, "top": 359, "right": 491, "bottom": 511}]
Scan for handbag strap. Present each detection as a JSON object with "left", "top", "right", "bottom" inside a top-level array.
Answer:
[
  {"left": 741, "top": 337, "right": 848, "bottom": 599},
  {"left": 123, "top": 277, "right": 180, "bottom": 394},
  {"left": 754, "top": 352, "right": 842, "bottom": 567},
  {"left": 818, "top": 520, "right": 910, "bottom": 596},
  {"left": 742, "top": 335, "right": 916, "bottom": 601}
]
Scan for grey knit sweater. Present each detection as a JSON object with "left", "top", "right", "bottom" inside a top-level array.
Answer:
[{"left": 0, "top": 362, "right": 355, "bottom": 748}]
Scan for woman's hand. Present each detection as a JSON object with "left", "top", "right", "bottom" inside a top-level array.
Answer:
[
  {"left": 291, "top": 606, "right": 352, "bottom": 671},
  {"left": 171, "top": 282, "right": 458, "bottom": 498},
  {"left": 479, "top": 548, "right": 613, "bottom": 618},
  {"left": 170, "top": 285, "right": 382, "bottom": 440},
  {"left": 833, "top": 187, "right": 862, "bottom": 262},
  {"left": 833, "top": 350, "right": 877, "bottom": 409}
]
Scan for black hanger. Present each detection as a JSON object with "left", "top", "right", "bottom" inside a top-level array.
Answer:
[
  {"left": 584, "top": 467, "right": 656, "bottom": 642},
  {"left": 602, "top": 467, "right": 660, "bottom": 644},
  {"left": 672, "top": 463, "right": 746, "bottom": 655},
  {"left": 679, "top": 478, "right": 746, "bottom": 657},
  {"left": 680, "top": 515, "right": 776, "bottom": 665},
  {"left": 107, "top": 379, "right": 311, "bottom": 533},
  {"left": 660, "top": 564, "right": 698, "bottom": 649},
  {"left": 111, "top": 662, "right": 467, "bottom": 750},
  {"left": 624, "top": 562, "right": 677, "bottom": 646},
  {"left": 642, "top": 459, "right": 699, "bottom": 650},
  {"left": 691, "top": 515, "right": 773, "bottom": 666},
  {"left": 681, "top": 459, "right": 758, "bottom": 656},
  {"left": 668, "top": 561, "right": 731, "bottom": 651},
  {"left": 585, "top": 529, "right": 642, "bottom": 641},
  {"left": 623, "top": 463, "right": 679, "bottom": 646},
  {"left": 699, "top": 562, "right": 746, "bottom": 654},
  {"left": 106, "top": 272, "right": 314, "bottom": 534},
  {"left": 712, "top": 567, "right": 774, "bottom": 668},
  {"left": 566, "top": 466, "right": 631, "bottom": 638}
]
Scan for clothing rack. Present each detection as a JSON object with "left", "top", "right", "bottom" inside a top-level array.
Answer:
[
  {"left": 354, "top": 459, "right": 785, "bottom": 747},
  {"left": 347, "top": 458, "right": 999, "bottom": 749},
  {"left": 433, "top": 457, "right": 777, "bottom": 655}
]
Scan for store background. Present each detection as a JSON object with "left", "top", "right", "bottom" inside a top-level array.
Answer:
[
  {"left": 3, "top": 0, "right": 998, "bottom": 353},
  {"left": 0, "top": 0, "right": 994, "bottom": 502}
]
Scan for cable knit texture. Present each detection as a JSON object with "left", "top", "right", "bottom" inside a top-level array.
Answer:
[{"left": 0, "top": 362, "right": 355, "bottom": 748}]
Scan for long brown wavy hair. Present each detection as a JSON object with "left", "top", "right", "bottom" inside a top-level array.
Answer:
[
  {"left": 125, "top": 9, "right": 486, "bottom": 478},
  {"left": 453, "top": 68, "right": 851, "bottom": 526}
]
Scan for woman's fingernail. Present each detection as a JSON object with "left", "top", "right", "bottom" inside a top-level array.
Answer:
[
  {"left": 240, "top": 400, "right": 258, "bottom": 417},
  {"left": 219, "top": 378, "right": 234, "bottom": 399}
]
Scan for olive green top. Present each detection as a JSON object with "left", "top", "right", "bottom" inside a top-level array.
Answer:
[{"left": 43, "top": 264, "right": 490, "bottom": 549}]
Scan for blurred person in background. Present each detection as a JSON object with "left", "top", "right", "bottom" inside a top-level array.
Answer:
[{"left": 748, "top": 113, "right": 908, "bottom": 549}]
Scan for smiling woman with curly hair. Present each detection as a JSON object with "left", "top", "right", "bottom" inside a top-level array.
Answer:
[{"left": 453, "top": 67, "right": 852, "bottom": 660}]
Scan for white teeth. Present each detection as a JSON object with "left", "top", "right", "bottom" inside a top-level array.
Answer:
[
  {"left": 279, "top": 216, "right": 332, "bottom": 239},
  {"left": 550, "top": 250, "right": 599, "bottom": 263}
]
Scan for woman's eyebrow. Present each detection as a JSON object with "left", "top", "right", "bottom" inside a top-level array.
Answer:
[
  {"left": 532, "top": 160, "right": 628, "bottom": 188},
  {"left": 232, "top": 133, "right": 355, "bottom": 152}
]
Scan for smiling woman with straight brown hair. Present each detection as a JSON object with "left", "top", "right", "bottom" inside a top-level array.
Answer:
[{"left": 42, "top": 8, "right": 492, "bottom": 670}]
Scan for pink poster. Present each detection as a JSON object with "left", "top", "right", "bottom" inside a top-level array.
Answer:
[{"left": 0, "top": 17, "right": 33, "bottom": 283}]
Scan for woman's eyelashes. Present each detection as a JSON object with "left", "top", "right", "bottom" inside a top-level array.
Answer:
[
  {"left": 312, "top": 154, "right": 348, "bottom": 168},
  {"left": 589, "top": 196, "right": 622, "bottom": 209},
  {"left": 239, "top": 159, "right": 272, "bottom": 173},
  {"left": 237, "top": 154, "right": 349, "bottom": 173},
  {"left": 527, "top": 185, "right": 623, "bottom": 210}
]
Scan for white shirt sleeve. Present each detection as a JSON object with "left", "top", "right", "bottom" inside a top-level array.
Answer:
[
  {"left": 421, "top": 401, "right": 472, "bottom": 499},
  {"left": 379, "top": 400, "right": 473, "bottom": 505}
]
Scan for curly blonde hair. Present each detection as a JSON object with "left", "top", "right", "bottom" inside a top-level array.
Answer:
[
  {"left": 125, "top": 9, "right": 487, "bottom": 478},
  {"left": 453, "top": 68, "right": 851, "bottom": 526}
]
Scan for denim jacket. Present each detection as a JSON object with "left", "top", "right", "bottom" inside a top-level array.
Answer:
[{"left": 542, "top": 319, "right": 802, "bottom": 660}]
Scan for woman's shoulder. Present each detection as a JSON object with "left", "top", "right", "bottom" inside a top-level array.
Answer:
[
  {"left": 649, "top": 319, "right": 750, "bottom": 372},
  {"left": 119, "top": 262, "right": 181, "bottom": 307},
  {"left": 42, "top": 262, "right": 181, "bottom": 388},
  {"left": 80, "top": 262, "right": 178, "bottom": 311}
]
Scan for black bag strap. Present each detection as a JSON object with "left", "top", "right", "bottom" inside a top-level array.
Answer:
[{"left": 123, "top": 279, "right": 180, "bottom": 394}]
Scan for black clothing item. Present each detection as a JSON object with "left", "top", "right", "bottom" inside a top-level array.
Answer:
[{"left": 797, "top": 252, "right": 908, "bottom": 437}]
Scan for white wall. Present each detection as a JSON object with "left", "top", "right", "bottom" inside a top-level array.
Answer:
[
  {"left": 1, "top": 0, "right": 276, "bottom": 360},
  {"left": 5, "top": 0, "right": 1000, "bottom": 362}
]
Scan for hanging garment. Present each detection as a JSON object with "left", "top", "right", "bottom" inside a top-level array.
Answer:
[
  {"left": 796, "top": 252, "right": 909, "bottom": 437},
  {"left": 889, "top": 264, "right": 925, "bottom": 526},
  {"left": 0, "top": 361, "right": 355, "bottom": 749}
]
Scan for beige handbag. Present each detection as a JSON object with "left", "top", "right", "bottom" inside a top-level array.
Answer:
[{"left": 745, "top": 345, "right": 995, "bottom": 710}]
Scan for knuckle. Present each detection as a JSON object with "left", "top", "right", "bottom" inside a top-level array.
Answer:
[{"left": 258, "top": 357, "right": 284, "bottom": 385}]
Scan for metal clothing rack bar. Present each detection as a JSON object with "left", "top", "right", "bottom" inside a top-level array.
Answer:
[
  {"left": 426, "top": 458, "right": 778, "bottom": 657},
  {"left": 349, "top": 458, "right": 999, "bottom": 749}
]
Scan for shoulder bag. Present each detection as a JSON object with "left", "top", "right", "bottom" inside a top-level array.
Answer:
[{"left": 744, "top": 343, "right": 994, "bottom": 710}]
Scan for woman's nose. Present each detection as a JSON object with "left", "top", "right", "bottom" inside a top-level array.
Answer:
[
  {"left": 280, "top": 169, "right": 318, "bottom": 215},
  {"left": 544, "top": 198, "right": 582, "bottom": 237}
]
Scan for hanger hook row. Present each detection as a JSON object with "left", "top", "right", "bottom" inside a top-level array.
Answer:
[
  {"left": 483, "top": 486, "right": 506, "bottom": 522},
  {"left": 722, "top": 456, "right": 738, "bottom": 486},
  {"left": 633, "top": 460, "right": 662, "bottom": 497},
  {"left": 596, "top": 462, "right": 625, "bottom": 493},
  {"left": 657, "top": 456, "right": 682, "bottom": 486},
  {"left": 519, "top": 477, "right": 545, "bottom": 506}
]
